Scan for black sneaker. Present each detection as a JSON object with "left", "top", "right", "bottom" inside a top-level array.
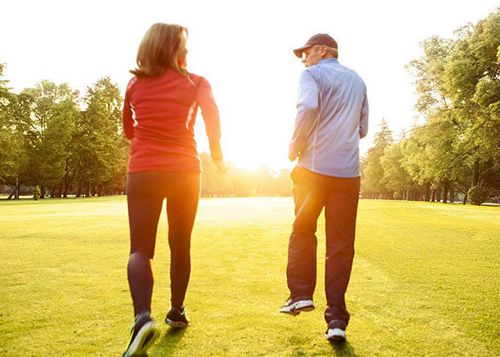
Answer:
[
  {"left": 123, "top": 312, "right": 159, "bottom": 357},
  {"left": 279, "top": 298, "right": 315, "bottom": 315},
  {"left": 165, "top": 306, "right": 189, "bottom": 328}
]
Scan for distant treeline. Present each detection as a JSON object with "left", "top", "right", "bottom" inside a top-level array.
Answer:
[
  {"left": 361, "top": 10, "right": 500, "bottom": 205},
  {"left": 0, "top": 68, "right": 293, "bottom": 199},
  {"left": 0, "top": 73, "right": 128, "bottom": 199},
  {"left": 0, "top": 155, "right": 293, "bottom": 199}
]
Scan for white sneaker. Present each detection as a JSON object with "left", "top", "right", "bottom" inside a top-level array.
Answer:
[
  {"left": 325, "top": 327, "right": 346, "bottom": 341},
  {"left": 279, "top": 298, "right": 315, "bottom": 315}
]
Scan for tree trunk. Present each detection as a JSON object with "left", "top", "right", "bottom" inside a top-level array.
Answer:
[
  {"left": 463, "top": 193, "right": 468, "bottom": 205},
  {"left": 472, "top": 160, "right": 480, "bottom": 187},
  {"left": 76, "top": 184, "right": 82, "bottom": 198},
  {"left": 40, "top": 185, "right": 46, "bottom": 199},
  {"left": 442, "top": 182, "right": 449, "bottom": 204},
  {"left": 14, "top": 178, "right": 20, "bottom": 199},
  {"left": 63, "top": 175, "right": 71, "bottom": 198},
  {"left": 7, "top": 182, "right": 19, "bottom": 200},
  {"left": 424, "top": 183, "right": 431, "bottom": 202},
  {"left": 63, "top": 158, "right": 70, "bottom": 198}
]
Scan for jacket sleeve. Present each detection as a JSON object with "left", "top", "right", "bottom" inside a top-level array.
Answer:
[
  {"left": 289, "top": 70, "right": 319, "bottom": 161},
  {"left": 359, "top": 92, "right": 369, "bottom": 139},
  {"left": 122, "top": 78, "right": 136, "bottom": 140},
  {"left": 196, "top": 77, "right": 223, "bottom": 161}
]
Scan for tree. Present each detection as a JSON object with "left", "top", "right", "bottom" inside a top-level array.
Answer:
[
  {"left": 407, "top": 36, "right": 453, "bottom": 116},
  {"left": 0, "top": 64, "right": 28, "bottom": 199},
  {"left": 403, "top": 9, "right": 500, "bottom": 203},
  {"left": 380, "top": 141, "right": 416, "bottom": 200},
  {"left": 18, "top": 81, "right": 80, "bottom": 197},
  {"left": 361, "top": 118, "right": 393, "bottom": 198},
  {"left": 443, "top": 10, "right": 500, "bottom": 189},
  {"left": 74, "top": 77, "right": 128, "bottom": 196}
]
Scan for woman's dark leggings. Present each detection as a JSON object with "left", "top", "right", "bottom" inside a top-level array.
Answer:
[{"left": 126, "top": 171, "right": 200, "bottom": 316}]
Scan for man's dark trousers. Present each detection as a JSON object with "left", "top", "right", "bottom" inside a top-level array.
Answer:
[{"left": 286, "top": 167, "right": 360, "bottom": 328}]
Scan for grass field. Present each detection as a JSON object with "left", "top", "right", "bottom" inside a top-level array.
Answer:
[{"left": 0, "top": 197, "right": 499, "bottom": 356}]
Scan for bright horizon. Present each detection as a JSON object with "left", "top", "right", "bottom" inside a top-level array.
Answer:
[{"left": 2, "top": 0, "right": 498, "bottom": 170}]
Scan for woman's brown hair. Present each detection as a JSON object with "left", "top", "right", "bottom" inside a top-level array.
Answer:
[{"left": 130, "top": 23, "right": 188, "bottom": 78}]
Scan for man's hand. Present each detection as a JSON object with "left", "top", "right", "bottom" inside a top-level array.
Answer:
[{"left": 288, "top": 148, "right": 300, "bottom": 162}]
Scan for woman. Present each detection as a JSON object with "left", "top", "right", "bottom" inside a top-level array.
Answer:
[{"left": 122, "top": 23, "right": 223, "bottom": 357}]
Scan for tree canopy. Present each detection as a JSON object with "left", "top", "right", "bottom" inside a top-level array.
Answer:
[{"left": 361, "top": 9, "right": 500, "bottom": 205}]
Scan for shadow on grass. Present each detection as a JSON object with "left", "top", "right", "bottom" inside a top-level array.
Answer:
[
  {"left": 329, "top": 339, "right": 357, "bottom": 356},
  {"left": 151, "top": 327, "right": 186, "bottom": 356}
]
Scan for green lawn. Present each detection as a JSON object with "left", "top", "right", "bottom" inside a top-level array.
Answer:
[{"left": 0, "top": 197, "right": 499, "bottom": 356}]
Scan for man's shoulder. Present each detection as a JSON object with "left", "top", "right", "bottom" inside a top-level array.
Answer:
[
  {"left": 300, "top": 66, "right": 319, "bottom": 82},
  {"left": 312, "top": 60, "right": 352, "bottom": 80},
  {"left": 325, "top": 60, "right": 354, "bottom": 74},
  {"left": 300, "top": 66, "right": 321, "bottom": 82},
  {"left": 349, "top": 69, "right": 367, "bottom": 89},
  {"left": 334, "top": 64, "right": 367, "bottom": 89}
]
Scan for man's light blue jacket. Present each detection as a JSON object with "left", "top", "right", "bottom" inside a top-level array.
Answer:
[{"left": 289, "top": 58, "right": 369, "bottom": 178}]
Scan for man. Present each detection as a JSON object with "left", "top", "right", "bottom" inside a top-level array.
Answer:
[{"left": 280, "top": 33, "right": 369, "bottom": 342}]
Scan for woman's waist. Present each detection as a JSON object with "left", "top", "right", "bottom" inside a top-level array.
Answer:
[{"left": 132, "top": 131, "right": 196, "bottom": 148}]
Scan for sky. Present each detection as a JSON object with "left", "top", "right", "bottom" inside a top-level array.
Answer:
[{"left": 1, "top": 0, "right": 498, "bottom": 170}]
